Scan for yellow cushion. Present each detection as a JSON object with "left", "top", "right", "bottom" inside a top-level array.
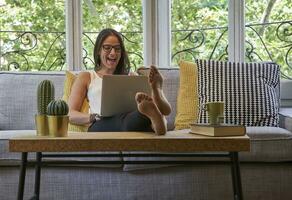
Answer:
[
  {"left": 62, "top": 71, "right": 89, "bottom": 132},
  {"left": 174, "top": 60, "right": 199, "bottom": 130}
]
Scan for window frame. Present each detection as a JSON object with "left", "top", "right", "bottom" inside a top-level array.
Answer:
[
  {"left": 66, "top": 0, "right": 245, "bottom": 70},
  {"left": 66, "top": 0, "right": 83, "bottom": 71}
]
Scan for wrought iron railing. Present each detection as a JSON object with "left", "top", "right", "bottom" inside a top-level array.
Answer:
[
  {"left": 171, "top": 26, "right": 229, "bottom": 63},
  {"left": 0, "top": 20, "right": 291, "bottom": 78},
  {"left": 0, "top": 31, "right": 66, "bottom": 71},
  {"left": 171, "top": 20, "right": 291, "bottom": 78},
  {"left": 245, "top": 20, "right": 291, "bottom": 79}
]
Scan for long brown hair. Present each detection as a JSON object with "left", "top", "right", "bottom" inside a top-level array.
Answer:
[{"left": 93, "top": 28, "right": 130, "bottom": 74}]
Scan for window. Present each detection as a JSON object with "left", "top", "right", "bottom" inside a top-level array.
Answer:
[
  {"left": 171, "top": 0, "right": 228, "bottom": 65},
  {"left": 245, "top": 0, "right": 292, "bottom": 78},
  {"left": 0, "top": 0, "right": 66, "bottom": 71},
  {"left": 0, "top": 0, "right": 291, "bottom": 77}
]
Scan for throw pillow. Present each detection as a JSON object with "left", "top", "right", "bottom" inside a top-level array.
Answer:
[
  {"left": 62, "top": 71, "right": 89, "bottom": 132},
  {"left": 174, "top": 60, "right": 199, "bottom": 130},
  {"left": 196, "top": 59, "right": 280, "bottom": 126}
]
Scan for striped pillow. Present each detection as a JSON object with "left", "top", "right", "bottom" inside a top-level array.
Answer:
[{"left": 196, "top": 59, "right": 280, "bottom": 126}]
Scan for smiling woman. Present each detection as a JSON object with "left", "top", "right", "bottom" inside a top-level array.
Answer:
[{"left": 68, "top": 28, "right": 171, "bottom": 135}]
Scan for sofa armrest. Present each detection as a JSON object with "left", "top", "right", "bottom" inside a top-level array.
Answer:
[{"left": 279, "top": 108, "right": 292, "bottom": 132}]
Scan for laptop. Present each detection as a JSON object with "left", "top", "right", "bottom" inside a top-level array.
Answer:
[{"left": 100, "top": 75, "right": 151, "bottom": 117}]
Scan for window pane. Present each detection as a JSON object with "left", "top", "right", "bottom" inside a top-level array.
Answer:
[
  {"left": 0, "top": 1, "right": 66, "bottom": 71},
  {"left": 82, "top": 0, "right": 142, "bottom": 70},
  {"left": 171, "top": 0, "right": 228, "bottom": 66},
  {"left": 245, "top": 0, "right": 292, "bottom": 78}
]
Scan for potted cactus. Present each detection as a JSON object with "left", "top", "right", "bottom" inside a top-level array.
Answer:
[
  {"left": 47, "top": 99, "right": 69, "bottom": 137},
  {"left": 35, "top": 80, "right": 55, "bottom": 136}
]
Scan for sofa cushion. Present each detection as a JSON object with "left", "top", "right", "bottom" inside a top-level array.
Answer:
[
  {"left": 196, "top": 59, "right": 280, "bottom": 126},
  {"left": 174, "top": 61, "right": 199, "bottom": 130},
  {"left": 0, "top": 72, "right": 65, "bottom": 130},
  {"left": 62, "top": 71, "right": 89, "bottom": 132},
  {"left": 138, "top": 68, "right": 179, "bottom": 131},
  {"left": 279, "top": 108, "right": 292, "bottom": 133},
  {"left": 240, "top": 127, "right": 292, "bottom": 162}
]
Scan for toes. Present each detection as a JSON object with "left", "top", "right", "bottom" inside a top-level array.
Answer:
[
  {"left": 149, "top": 71, "right": 154, "bottom": 81},
  {"left": 135, "top": 92, "right": 143, "bottom": 102},
  {"left": 135, "top": 92, "right": 150, "bottom": 103},
  {"left": 149, "top": 66, "right": 160, "bottom": 82},
  {"left": 150, "top": 66, "right": 158, "bottom": 74},
  {"left": 149, "top": 71, "right": 154, "bottom": 77},
  {"left": 149, "top": 66, "right": 157, "bottom": 75},
  {"left": 135, "top": 92, "right": 154, "bottom": 104},
  {"left": 150, "top": 65, "right": 157, "bottom": 71},
  {"left": 145, "top": 95, "right": 152, "bottom": 101}
]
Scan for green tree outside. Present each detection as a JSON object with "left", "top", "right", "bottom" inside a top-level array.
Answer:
[{"left": 0, "top": 0, "right": 291, "bottom": 77}]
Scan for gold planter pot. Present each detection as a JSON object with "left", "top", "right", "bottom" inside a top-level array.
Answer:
[
  {"left": 35, "top": 114, "right": 49, "bottom": 136},
  {"left": 47, "top": 115, "right": 69, "bottom": 137}
]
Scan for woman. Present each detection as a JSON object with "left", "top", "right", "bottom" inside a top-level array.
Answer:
[{"left": 68, "top": 28, "right": 171, "bottom": 135}]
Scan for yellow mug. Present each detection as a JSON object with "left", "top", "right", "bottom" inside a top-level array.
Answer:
[{"left": 203, "top": 101, "right": 224, "bottom": 125}]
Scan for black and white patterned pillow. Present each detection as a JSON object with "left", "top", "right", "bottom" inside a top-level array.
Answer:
[{"left": 196, "top": 59, "right": 280, "bottom": 126}]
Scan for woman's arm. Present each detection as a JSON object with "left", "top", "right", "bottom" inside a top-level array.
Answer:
[{"left": 68, "top": 72, "right": 92, "bottom": 125}]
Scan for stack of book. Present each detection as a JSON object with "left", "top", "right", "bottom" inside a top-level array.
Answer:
[{"left": 189, "top": 123, "right": 246, "bottom": 137}]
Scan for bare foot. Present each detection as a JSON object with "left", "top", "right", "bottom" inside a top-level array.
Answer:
[
  {"left": 148, "top": 65, "right": 172, "bottom": 116},
  {"left": 135, "top": 92, "right": 167, "bottom": 135}
]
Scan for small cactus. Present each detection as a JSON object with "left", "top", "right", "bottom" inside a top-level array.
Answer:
[
  {"left": 37, "top": 80, "right": 55, "bottom": 115},
  {"left": 47, "top": 99, "right": 69, "bottom": 116}
]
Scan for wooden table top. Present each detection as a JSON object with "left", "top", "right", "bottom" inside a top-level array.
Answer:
[{"left": 9, "top": 130, "right": 250, "bottom": 152}]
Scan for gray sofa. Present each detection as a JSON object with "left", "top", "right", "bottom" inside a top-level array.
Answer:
[{"left": 0, "top": 69, "right": 292, "bottom": 200}]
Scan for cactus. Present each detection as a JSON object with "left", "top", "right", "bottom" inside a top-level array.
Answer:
[
  {"left": 37, "top": 80, "right": 55, "bottom": 115},
  {"left": 47, "top": 99, "right": 69, "bottom": 116}
]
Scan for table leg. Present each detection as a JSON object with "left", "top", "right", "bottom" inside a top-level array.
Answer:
[
  {"left": 30, "top": 152, "right": 42, "bottom": 200},
  {"left": 17, "top": 152, "right": 27, "bottom": 200},
  {"left": 230, "top": 152, "right": 243, "bottom": 200}
]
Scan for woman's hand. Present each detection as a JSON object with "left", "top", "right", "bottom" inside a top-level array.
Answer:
[{"left": 128, "top": 71, "right": 138, "bottom": 76}]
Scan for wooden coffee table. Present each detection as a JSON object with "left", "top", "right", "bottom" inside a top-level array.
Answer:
[{"left": 9, "top": 130, "right": 250, "bottom": 200}]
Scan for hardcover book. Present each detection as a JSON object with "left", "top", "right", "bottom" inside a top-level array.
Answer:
[{"left": 189, "top": 123, "right": 246, "bottom": 137}]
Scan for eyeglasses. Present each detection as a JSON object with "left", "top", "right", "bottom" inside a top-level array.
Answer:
[{"left": 102, "top": 45, "right": 122, "bottom": 53}]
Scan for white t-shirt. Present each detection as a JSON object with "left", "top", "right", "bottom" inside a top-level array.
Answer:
[{"left": 87, "top": 71, "right": 102, "bottom": 115}]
